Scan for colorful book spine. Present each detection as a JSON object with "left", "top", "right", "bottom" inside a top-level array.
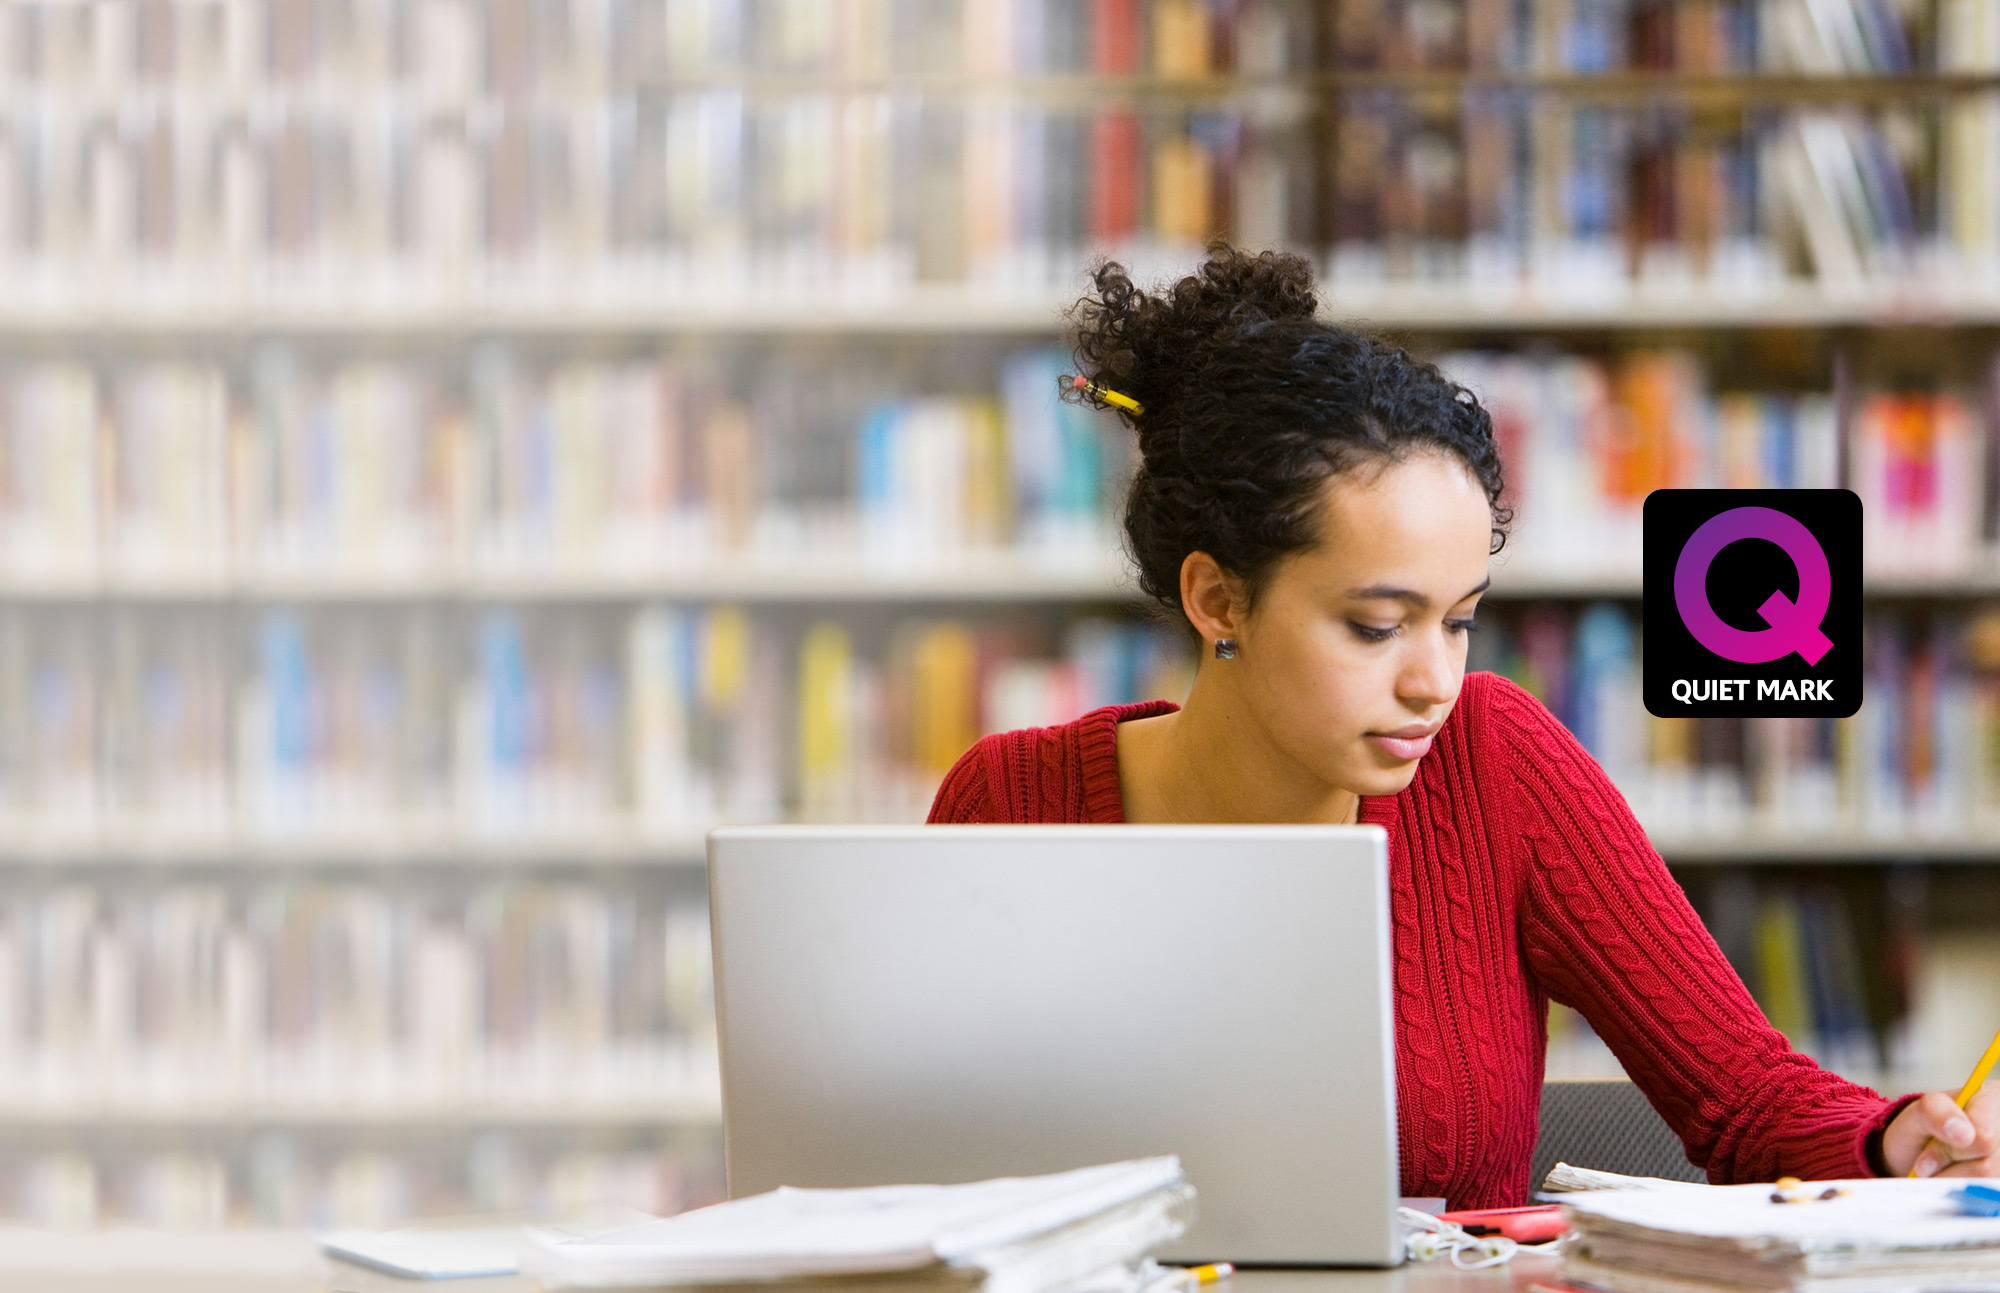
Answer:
[{"left": 1851, "top": 393, "right": 1984, "bottom": 578}]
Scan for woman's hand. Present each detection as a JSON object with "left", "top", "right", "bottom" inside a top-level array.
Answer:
[{"left": 1882, "top": 1087, "right": 2000, "bottom": 1177}]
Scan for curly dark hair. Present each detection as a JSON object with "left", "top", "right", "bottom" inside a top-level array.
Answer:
[{"left": 1066, "top": 242, "right": 1512, "bottom": 624}]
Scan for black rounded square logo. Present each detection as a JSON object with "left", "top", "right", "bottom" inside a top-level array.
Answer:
[{"left": 1642, "top": 489, "right": 1861, "bottom": 718}]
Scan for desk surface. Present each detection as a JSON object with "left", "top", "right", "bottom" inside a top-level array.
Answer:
[
  {"left": 0, "top": 1233, "right": 1561, "bottom": 1293},
  {"left": 323, "top": 1255, "right": 1562, "bottom": 1293},
  {"left": 1232, "top": 1254, "right": 1558, "bottom": 1293}
]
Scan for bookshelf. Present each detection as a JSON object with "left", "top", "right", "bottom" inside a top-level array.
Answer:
[{"left": 0, "top": 0, "right": 1995, "bottom": 1233}]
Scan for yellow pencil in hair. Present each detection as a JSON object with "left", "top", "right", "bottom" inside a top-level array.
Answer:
[
  {"left": 1065, "top": 373, "right": 1145, "bottom": 416},
  {"left": 1909, "top": 1025, "right": 2000, "bottom": 1177}
]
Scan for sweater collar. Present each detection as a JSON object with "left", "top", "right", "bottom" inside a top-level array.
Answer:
[
  {"left": 1086, "top": 698, "right": 1391, "bottom": 828},
  {"left": 1079, "top": 700, "right": 1179, "bottom": 824}
]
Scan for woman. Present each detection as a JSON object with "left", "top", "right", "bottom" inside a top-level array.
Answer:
[{"left": 928, "top": 245, "right": 1996, "bottom": 1210}]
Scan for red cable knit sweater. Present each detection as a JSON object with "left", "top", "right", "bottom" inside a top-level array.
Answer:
[{"left": 927, "top": 670, "right": 1908, "bottom": 1209}]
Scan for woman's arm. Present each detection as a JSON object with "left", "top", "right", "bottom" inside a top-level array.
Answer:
[{"left": 1484, "top": 677, "right": 1904, "bottom": 1181}]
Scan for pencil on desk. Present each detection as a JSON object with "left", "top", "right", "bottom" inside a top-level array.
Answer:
[
  {"left": 1909, "top": 1025, "right": 2000, "bottom": 1177},
  {"left": 1154, "top": 1263, "right": 1234, "bottom": 1293}
]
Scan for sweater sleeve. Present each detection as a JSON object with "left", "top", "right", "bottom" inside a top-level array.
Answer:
[{"left": 1485, "top": 676, "right": 1901, "bottom": 1183}]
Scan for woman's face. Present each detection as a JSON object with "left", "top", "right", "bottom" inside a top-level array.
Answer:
[{"left": 1232, "top": 452, "right": 1494, "bottom": 798}]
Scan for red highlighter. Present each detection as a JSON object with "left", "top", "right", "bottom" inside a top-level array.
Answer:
[{"left": 1436, "top": 1204, "right": 1567, "bottom": 1243}]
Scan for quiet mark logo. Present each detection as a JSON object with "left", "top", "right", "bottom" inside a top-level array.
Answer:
[{"left": 1643, "top": 490, "right": 1860, "bottom": 718}]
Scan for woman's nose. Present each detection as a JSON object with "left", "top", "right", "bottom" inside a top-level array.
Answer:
[{"left": 1399, "top": 631, "right": 1458, "bottom": 708}]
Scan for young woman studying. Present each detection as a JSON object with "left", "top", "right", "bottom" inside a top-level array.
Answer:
[{"left": 926, "top": 245, "right": 2000, "bottom": 1210}]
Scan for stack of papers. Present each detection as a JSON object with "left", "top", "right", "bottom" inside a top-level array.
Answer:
[
  {"left": 1542, "top": 1163, "right": 1686, "bottom": 1194},
  {"left": 522, "top": 1158, "right": 1195, "bottom": 1293},
  {"left": 1556, "top": 1177, "right": 2000, "bottom": 1293}
]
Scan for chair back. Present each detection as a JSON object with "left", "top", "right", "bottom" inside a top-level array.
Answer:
[{"left": 1530, "top": 1079, "right": 1706, "bottom": 1188}]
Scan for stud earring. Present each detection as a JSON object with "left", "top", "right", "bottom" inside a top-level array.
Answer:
[{"left": 1214, "top": 638, "right": 1238, "bottom": 660}]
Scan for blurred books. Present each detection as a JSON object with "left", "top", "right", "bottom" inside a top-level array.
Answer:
[
  {"left": 4, "top": 341, "right": 2000, "bottom": 592},
  {"left": 0, "top": 1132, "right": 717, "bottom": 1235},
  {"left": 1471, "top": 598, "right": 2000, "bottom": 842},
  {"left": 0, "top": 823, "right": 725, "bottom": 1225},
  {"left": 0, "top": 605, "right": 1189, "bottom": 845},
  {"left": 0, "top": 875, "right": 716, "bottom": 1116},
  {"left": 0, "top": 2, "right": 1988, "bottom": 312},
  {"left": 1447, "top": 346, "right": 2000, "bottom": 584},
  {"left": 0, "top": 346, "right": 1128, "bottom": 587}
]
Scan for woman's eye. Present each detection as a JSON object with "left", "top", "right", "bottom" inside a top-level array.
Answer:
[
  {"left": 1348, "top": 622, "right": 1398, "bottom": 643},
  {"left": 1446, "top": 618, "right": 1479, "bottom": 635}
]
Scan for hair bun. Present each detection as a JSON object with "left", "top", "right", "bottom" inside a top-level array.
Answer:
[{"left": 1068, "top": 243, "right": 1318, "bottom": 422}]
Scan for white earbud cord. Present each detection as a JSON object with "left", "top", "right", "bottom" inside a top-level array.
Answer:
[{"left": 1396, "top": 1206, "right": 1565, "bottom": 1269}]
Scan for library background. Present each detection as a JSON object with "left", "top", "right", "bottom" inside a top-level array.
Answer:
[{"left": 0, "top": 0, "right": 1993, "bottom": 1233}]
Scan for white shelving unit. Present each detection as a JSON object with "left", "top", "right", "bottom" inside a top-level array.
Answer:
[
  {"left": 1650, "top": 832, "right": 2000, "bottom": 862},
  {"left": 0, "top": 1093, "right": 723, "bottom": 1130},
  {"left": 0, "top": 831, "right": 712, "bottom": 867},
  {"left": 6, "top": 559, "right": 2000, "bottom": 603},
  {"left": 0, "top": 285, "right": 1996, "bottom": 335},
  {"left": 0, "top": 553, "right": 1138, "bottom": 603}
]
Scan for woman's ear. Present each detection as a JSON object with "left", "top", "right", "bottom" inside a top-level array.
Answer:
[{"left": 1180, "top": 551, "right": 1246, "bottom": 651}]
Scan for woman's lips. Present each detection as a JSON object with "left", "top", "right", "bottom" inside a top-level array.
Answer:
[{"left": 1366, "top": 731, "right": 1436, "bottom": 761}]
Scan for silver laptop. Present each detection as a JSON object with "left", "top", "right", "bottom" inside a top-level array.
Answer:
[{"left": 707, "top": 824, "right": 1401, "bottom": 1267}]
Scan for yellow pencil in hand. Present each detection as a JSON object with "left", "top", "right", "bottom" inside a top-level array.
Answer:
[{"left": 1909, "top": 1025, "right": 2000, "bottom": 1177}]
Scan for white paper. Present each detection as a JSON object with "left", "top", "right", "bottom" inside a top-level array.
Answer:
[
  {"left": 320, "top": 1227, "right": 523, "bottom": 1279},
  {"left": 1562, "top": 1177, "right": 2000, "bottom": 1258},
  {"left": 1543, "top": 1162, "right": 1703, "bottom": 1194},
  {"left": 321, "top": 1204, "right": 658, "bottom": 1282}
]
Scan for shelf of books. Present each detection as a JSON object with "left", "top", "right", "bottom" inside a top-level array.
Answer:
[
  {"left": 0, "top": 341, "right": 1996, "bottom": 597},
  {"left": 0, "top": 0, "right": 1997, "bottom": 1236},
  {"left": 0, "top": 1, "right": 1992, "bottom": 315}
]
